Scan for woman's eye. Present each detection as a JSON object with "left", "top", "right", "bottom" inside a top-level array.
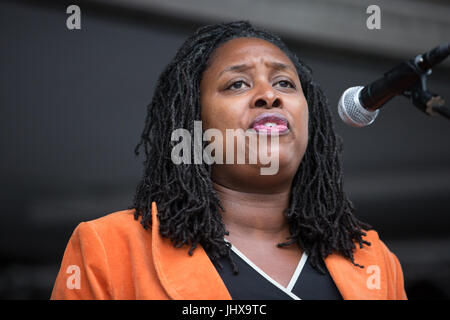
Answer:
[
  {"left": 228, "top": 80, "right": 248, "bottom": 90},
  {"left": 276, "top": 80, "right": 295, "bottom": 88}
]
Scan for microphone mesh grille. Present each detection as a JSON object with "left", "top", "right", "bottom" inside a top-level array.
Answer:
[{"left": 338, "top": 86, "right": 379, "bottom": 127}]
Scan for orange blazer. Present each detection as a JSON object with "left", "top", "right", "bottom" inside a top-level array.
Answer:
[{"left": 50, "top": 202, "right": 407, "bottom": 300}]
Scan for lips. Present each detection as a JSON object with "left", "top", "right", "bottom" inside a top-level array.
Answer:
[{"left": 249, "top": 113, "right": 290, "bottom": 135}]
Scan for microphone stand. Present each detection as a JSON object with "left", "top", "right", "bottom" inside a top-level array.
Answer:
[{"left": 403, "top": 56, "right": 450, "bottom": 120}]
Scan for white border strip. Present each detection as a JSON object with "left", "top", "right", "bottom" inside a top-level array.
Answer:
[
  {"left": 229, "top": 244, "right": 302, "bottom": 300},
  {"left": 286, "top": 252, "right": 308, "bottom": 292}
]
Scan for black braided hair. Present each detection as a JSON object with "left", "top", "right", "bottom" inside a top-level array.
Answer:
[{"left": 129, "top": 21, "right": 372, "bottom": 274}]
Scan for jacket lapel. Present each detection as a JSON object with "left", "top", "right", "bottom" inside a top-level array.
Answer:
[{"left": 151, "top": 202, "right": 232, "bottom": 300}]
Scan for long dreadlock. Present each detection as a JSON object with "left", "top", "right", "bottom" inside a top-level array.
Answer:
[{"left": 128, "top": 21, "right": 372, "bottom": 274}]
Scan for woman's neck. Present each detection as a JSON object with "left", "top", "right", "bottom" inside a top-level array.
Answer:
[{"left": 212, "top": 181, "right": 292, "bottom": 244}]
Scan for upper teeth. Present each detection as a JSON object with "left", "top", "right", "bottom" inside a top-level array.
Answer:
[{"left": 264, "top": 122, "right": 276, "bottom": 127}]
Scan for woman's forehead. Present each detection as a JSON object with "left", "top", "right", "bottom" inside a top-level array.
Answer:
[{"left": 206, "top": 37, "right": 295, "bottom": 72}]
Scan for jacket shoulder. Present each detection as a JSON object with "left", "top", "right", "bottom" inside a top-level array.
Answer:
[
  {"left": 363, "top": 229, "right": 380, "bottom": 242},
  {"left": 51, "top": 209, "right": 157, "bottom": 299},
  {"left": 353, "top": 229, "right": 389, "bottom": 263},
  {"left": 83, "top": 209, "right": 147, "bottom": 237},
  {"left": 76, "top": 209, "right": 153, "bottom": 257},
  {"left": 359, "top": 229, "right": 395, "bottom": 260},
  {"left": 357, "top": 229, "right": 407, "bottom": 299}
]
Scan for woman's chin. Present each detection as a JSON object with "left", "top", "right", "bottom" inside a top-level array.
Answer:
[{"left": 245, "top": 146, "right": 303, "bottom": 175}]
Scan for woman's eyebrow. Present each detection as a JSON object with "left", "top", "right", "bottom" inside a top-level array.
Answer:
[
  {"left": 218, "top": 61, "right": 296, "bottom": 77},
  {"left": 266, "top": 61, "right": 296, "bottom": 74},
  {"left": 218, "top": 64, "right": 251, "bottom": 77}
]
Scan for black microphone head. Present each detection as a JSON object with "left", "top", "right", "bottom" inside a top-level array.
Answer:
[{"left": 338, "top": 86, "right": 379, "bottom": 127}]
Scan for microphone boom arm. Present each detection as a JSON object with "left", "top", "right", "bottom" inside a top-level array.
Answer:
[{"left": 361, "top": 43, "right": 450, "bottom": 121}]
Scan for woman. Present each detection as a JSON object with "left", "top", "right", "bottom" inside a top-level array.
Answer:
[{"left": 51, "top": 21, "right": 407, "bottom": 300}]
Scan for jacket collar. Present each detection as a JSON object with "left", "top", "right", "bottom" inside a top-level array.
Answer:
[{"left": 151, "top": 202, "right": 383, "bottom": 300}]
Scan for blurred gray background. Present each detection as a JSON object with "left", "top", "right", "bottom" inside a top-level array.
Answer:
[{"left": 0, "top": 0, "right": 449, "bottom": 299}]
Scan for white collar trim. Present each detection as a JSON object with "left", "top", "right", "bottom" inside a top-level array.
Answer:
[{"left": 228, "top": 242, "right": 308, "bottom": 300}]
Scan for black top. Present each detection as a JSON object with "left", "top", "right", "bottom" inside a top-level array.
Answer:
[{"left": 206, "top": 245, "right": 342, "bottom": 300}]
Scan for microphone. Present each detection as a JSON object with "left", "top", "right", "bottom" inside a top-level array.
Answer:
[{"left": 338, "top": 43, "right": 450, "bottom": 127}]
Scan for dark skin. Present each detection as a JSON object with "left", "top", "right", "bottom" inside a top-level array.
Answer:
[{"left": 200, "top": 37, "right": 309, "bottom": 287}]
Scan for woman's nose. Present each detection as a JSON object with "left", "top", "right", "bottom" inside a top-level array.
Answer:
[{"left": 252, "top": 86, "right": 282, "bottom": 109}]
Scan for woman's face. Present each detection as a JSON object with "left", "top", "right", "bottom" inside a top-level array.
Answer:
[{"left": 200, "top": 37, "right": 309, "bottom": 192}]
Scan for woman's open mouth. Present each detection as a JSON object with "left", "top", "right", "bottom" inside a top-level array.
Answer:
[{"left": 249, "top": 112, "right": 290, "bottom": 135}]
